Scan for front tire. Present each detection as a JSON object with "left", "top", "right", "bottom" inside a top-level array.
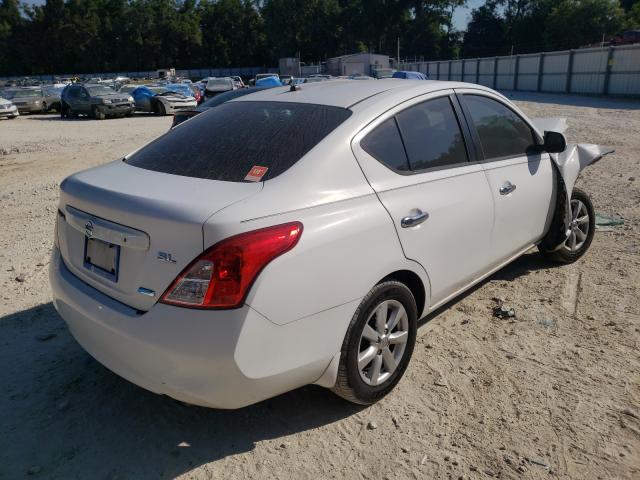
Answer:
[
  {"left": 92, "top": 106, "right": 106, "bottom": 120},
  {"left": 154, "top": 101, "right": 166, "bottom": 115},
  {"left": 332, "top": 281, "right": 417, "bottom": 405},
  {"left": 539, "top": 187, "right": 595, "bottom": 264}
]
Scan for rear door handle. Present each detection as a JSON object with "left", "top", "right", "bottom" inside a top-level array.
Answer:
[
  {"left": 499, "top": 182, "right": 517, "bottom": 195},
  {"left": 401, "top": 209, "right": 429, "bottom": 228}
]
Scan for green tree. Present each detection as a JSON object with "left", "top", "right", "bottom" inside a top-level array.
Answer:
[{"left": 544, "top": 0, "right": 625, "bottom": 49}]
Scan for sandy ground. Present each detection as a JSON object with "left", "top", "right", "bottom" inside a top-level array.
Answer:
[{"left": 0, "top": 93, "right": 638, "bottom": 480}]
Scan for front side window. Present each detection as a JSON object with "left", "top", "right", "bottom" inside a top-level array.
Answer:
[
  {"left": 463, "top": 94, "right": 535, "bottom": 160},
  {"left": 126, "top": 101, "right": 352, "bottom": 182},
  {"left": 395, "top": 97, "right": 469, "bottom": 170}
]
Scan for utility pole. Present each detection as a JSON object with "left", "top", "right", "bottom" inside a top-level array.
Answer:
[{"left": 397, "top": 37, "right": 400, "bottom": 67}]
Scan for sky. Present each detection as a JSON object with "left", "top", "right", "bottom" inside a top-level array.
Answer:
[
  {"left": 23, "top": 0, "right": 482, "bottom": 31},
  {"left": 453, "top": 0, "right": 483, "bottom": 31}
]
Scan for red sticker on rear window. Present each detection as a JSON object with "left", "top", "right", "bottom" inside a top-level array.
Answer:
[{"left": 245, "top": 165, "right": 268, "bottom": 182}]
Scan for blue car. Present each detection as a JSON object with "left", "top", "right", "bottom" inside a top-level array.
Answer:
[
  {"left": 165, "top": 83, "right": 196, "bottom": 97},
  {"left": 392, "top": 71, "right": 429, "bottom": 80},
  {"left": 131, "top": 85, "right": 197, "bottom": 115}
]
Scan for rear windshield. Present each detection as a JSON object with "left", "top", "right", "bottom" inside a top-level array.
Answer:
[{"left": 125, "top": 101, "right": 352, "bottom": 182}]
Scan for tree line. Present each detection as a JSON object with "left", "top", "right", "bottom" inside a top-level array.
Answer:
[{"left": 0, "top": 0, "right": 638, "bottom": 77}]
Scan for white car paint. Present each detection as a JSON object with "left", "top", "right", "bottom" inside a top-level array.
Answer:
[
  {"left": 50, "top": 80, "right": 608, "bottom": 408},
  {"left": 0, "top": 97, "right": 19, "bottom": 118}
]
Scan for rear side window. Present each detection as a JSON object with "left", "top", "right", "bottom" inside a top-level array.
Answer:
[
  {"left": 396, "top": 97, "right": 469, "bottom": 170},
  {"left": 463, "top": 95, "right": 535, "bottom": 160},
  {"left": 361, "top": 118, "right": 409, "bottom": 171},
  {"left": 125, "top": 101, "right": 352, "bottom": 182}
]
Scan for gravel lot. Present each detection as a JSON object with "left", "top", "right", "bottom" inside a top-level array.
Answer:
[{"left": 1, "top": 93, "right": 639, "bottom": 480}]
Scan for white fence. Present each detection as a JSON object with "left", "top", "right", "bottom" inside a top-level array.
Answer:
[{"left": 400, "top": 44, "right": 640, "bottom": 97}]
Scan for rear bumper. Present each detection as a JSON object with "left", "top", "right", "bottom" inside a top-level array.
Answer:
[{"left": 49, "top": 247, "right": 338, "bottom": 408}]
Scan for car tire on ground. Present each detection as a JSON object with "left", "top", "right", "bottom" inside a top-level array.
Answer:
[
  {"left": 60, "top": 104, "right": 68, "bottom": 118},
  {"left": 92, "top": 106, "right": 106, "bottom": 120},
  {"left": 539, "top": 187, "right": 595, "bottom": 264},
  {"left": 41, "top": 102, "right": 47, "bottom": 113},
  {"left": 332, "top": 280, "right": 417, "bottom": 405},
  {"left": 154, "top": 101, "right": 166, "bottom": 116}
]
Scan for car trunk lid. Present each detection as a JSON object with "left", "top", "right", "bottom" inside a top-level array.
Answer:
[{"left": 56, "top": 160, "right": 262, "bottom": 311}]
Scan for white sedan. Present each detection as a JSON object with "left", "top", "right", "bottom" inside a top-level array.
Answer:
[{"left": 50, "top": 80, "right": 611, "bottom": 408}]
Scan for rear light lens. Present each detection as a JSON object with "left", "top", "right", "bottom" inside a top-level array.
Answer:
[{"left": 160, "top": 222, "right": 302, "bottom": 309}]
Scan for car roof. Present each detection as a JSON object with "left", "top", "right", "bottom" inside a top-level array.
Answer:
[{"left": 232, "top": 79, "right": 492, "bottom": 109}]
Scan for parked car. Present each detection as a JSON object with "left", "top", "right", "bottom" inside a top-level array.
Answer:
[
  {"left": 117, "top": 84, "right": 139, "bottom": 94},
  {"left": 249, "top": 73, "right": 279, "bottom": 86},
  {"left": 131, "top": 85, "right": 197, "bottom": 115},
  {"left": 0, "top": 97, "right": 19, "bottom": 119},
  {"left": 255, "top": 76, "right": 283, "bottom": 87},
  {"left": 392, "top": 71, "right": 429, "bottom": 80},
  {"left": 60, "top": 84, "right": 135, "bottom": 119},
  {"left": 230, "top": 76, "right": 245, "bottom": 88},
  {"left": 50, "top": 80, "right": 609, "bottom": 409},
  {"left": 2, "top": 87, "right": 48, "bottom": 113},
  {"left": 171, "top": 86, "right": 276, "bottom": 128},
  {"left": 187, "top": 83, "right": 202, "bottom": 103},
  {"left": 42, "top": 85, "right": 65, "bottom": 111},
  {"left": 204, "top": 77, "right": 236, "bottom": 98},
  {"left": 611, "top": 30, "right": 640, "bottom": 46}
]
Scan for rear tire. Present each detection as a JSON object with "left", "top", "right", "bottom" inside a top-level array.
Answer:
[
  {"left": 332, "top": 281, "right": 417, "bottom": 405},
  {"left": 41, "top": 102, "right": 48, "bottom": 113},
  {"left": 539, "top": 187, "right": 595, "bottom": 264},
  {"left": 60, "top": 104, "right": 68, "bottom": 118}
]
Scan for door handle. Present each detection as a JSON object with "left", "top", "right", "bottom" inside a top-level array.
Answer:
[
  {"left": 401, "top": 209, "right": 429, "bottom": 228},
  {"left": 499, "top": 182, "right": 517, "bottom": 195}
]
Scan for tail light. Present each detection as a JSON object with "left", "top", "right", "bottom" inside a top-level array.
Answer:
[{"left": 160, "top": 222, "right": 302, "bottom": 309}]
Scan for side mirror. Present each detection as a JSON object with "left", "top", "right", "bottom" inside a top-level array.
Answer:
[{"left": 543, "top": 131, "right": 566, "bottom": 153}]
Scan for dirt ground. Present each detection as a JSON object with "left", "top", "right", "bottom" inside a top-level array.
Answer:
[{"left": 0, "top": 93, "right": 638, "bottom": 480}]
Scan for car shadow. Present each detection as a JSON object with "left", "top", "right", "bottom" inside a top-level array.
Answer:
[
  {"left": 418, "top": 249, "right": 560, "bottom": 327},
  {"left": 1, "top": 250, "right": 557, "bottom": 478},
  {"left": 25, "top": 114, "right": 152, "bottom": 122},
  {"left": 0, "top": 302, "right": 363, "bottom": 479}
]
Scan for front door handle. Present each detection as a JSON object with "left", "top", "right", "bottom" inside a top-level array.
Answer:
[
  {"left": 499, "top": 182, "right": 517, "bottom": 195},
  {"left": 401, "top": 209, "right": 429, "bottom": 228}
]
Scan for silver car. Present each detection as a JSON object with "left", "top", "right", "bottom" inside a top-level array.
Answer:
[{"left": 2, "top": 88, "right": 47, "bottom": 113}]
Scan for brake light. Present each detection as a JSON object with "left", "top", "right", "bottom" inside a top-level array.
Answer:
[{"left": 160, "top": 222, "right": 303, "bottom": 309}]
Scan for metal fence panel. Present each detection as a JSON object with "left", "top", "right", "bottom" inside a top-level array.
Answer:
[
  {"left": 496, "top": 57, "right": 516, "bottom": 90},
  {"left": 450, "top": 60, "right": 463, "bottom": 81},
  {"left": 609, "top": 46, "right": 640, "bottom": 95},
  {"left": 516, "top": 54, "right": 539, "bottom": 91},
  {"left": 463, "top": 60, "right": 477, "bottom": 83}
]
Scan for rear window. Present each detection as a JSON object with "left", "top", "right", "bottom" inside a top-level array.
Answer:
[{"left": 125, "top": 101, "right": 352, "bottom": 182}]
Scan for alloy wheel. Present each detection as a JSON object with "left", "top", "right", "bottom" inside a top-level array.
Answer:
[
  {"left": 358, "top": 299, "right": 409, "bottom": 386},
  {"left": 564, "top": 198, "right": 590, "bottom": 252}
]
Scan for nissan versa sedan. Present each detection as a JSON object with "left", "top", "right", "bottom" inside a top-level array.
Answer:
[{"left": 50, "top": 80, "right": 611, "bottom": 408}]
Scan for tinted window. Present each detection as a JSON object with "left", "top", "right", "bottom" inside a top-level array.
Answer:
[
  {"left": 361, "top": 118, "right": 409, "bottom": 171},
  {"left": 126, "top": 101, "right": 352, "bottom": 182},
  {"left": 464, "top": 95, "right": 535, "bottom": 160},
  {"left": 66, "top": 86, "right": 80, "bottom": 98},
  {"left": 395, "top": 97, "right": 468, "bottom": 170}
]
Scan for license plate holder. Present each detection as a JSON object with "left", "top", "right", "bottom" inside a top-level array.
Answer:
[{"left": 84, "top": 237, "right": 120, "bottom": 282}]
